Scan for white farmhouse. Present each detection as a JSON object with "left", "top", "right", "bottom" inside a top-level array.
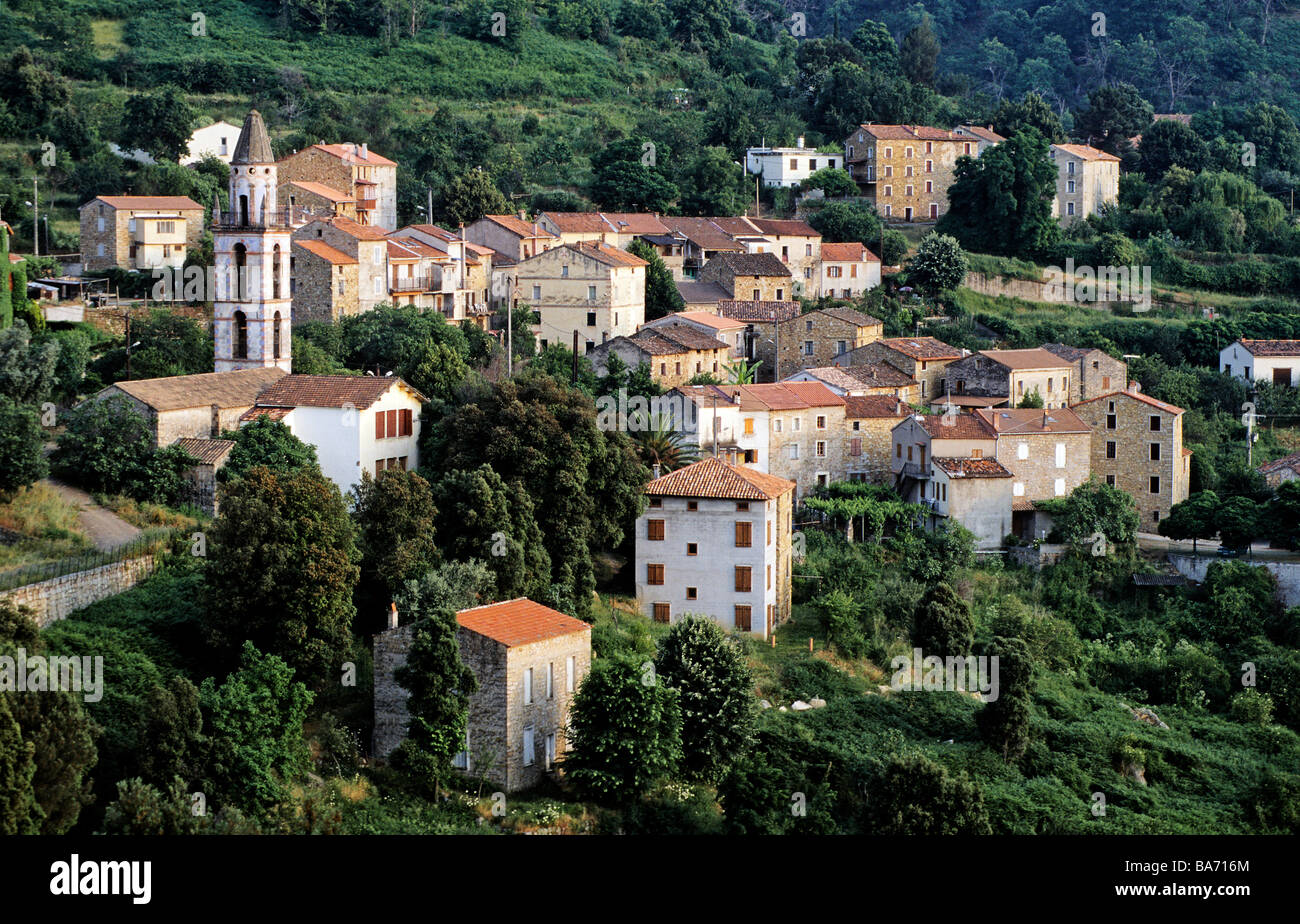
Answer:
[
  {"left": 1220, "top": 339, "right": 1300, "bottom": 387},
  {"left": 239, "top": 374, "right": 425, "bottom": 495},
  {"left": 182, "top": 120, "right": 244, "bottom": 165},
  {"left": 635, "top": 457, "right": 794, "bottom": 639},
  {"left": 745, "top": 138, "right": 843, "bottom": 188}
]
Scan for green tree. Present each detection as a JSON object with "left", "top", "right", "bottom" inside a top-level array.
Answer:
[
  {"left": 391, "top": 606, "right": 478, "bottom": 792},
  {"left": 654, "top": 616, "right": 754, "bottom": 781},
  {"left": 865, "top": 753, "right": 992, "bottom": 834},
  {"left": 1139, "top": 119, "right": 1210, "bottom": 180},
  {"left": 1075, "top": 83, "right": 1153, "bottom": 155},
  {"left": 352, "top": 468, "right": 439, "bottom": 617},
  {"left": 218, "top": 415, "right": 321, "bottom": 482},
  {"left": 899, "top": 16, "right": 940, "bottom": 88},
  {"left": 1266, "top": 482, "right": 1300, "bottom": 551},
  {"left": 627, "top": 239, "right": 684, "bottom": 321},
  {"left": 992, "top": 92, "right": 1064, "bottom": 143},
  {"left": 0, "top": 397, "right": 48, "bottom": 495},
  {"left": 1036, "top": 478, "right": 1140, "bottom": 553},
  {"left": 200, "top": 641, "right": 314, "bottom": 813},
  {"left": 338, "top": 304, "right": 469, "bottom": 402},
  {"left": 122, "top": 86, "right": 197, "bottom": 162},
  {"left": 908, "top": 232, "right": 968, "bottom": 293},
  {"left": 679, "top": 146, "right": 747, "bottom": 216},
  {"left": 50, "top": 394, "right": 154, "bottom": 495},
  {"left": 436, "top": 168, "right": 510, "bottom": 226},
  {"left": 668, "top": 0, "right": 731, "bottom": 55},
  {"left": 1158, "top": 491, "right": 1220, "bottom": 552},
  {"left": 850, "top": 19, "right": 899, "bottom": 74},
  {"left": 800, "top": 167, "right": 857, "bottom": 197},
  {"left": 977, "top": 635, "right": 1035, "bottom": 763},
  {"left": 205, "top": 467, "right": 359, "bottom": 689},
  {"left": 1215, "top": 495, "right": 1260, "bottom": 551},
  {"left": 591, "top": 137, "right": 678, "bottom": 212},
  {"left": 807, "top": 200, "right": 882, "bottom": 246},
  {"left": 879, "top": 228, "right": 908, "bottom": 265},
  {"left": 564, "top": 654, "right": 682, "bottom": 803},
  {"left": 913, "top": 583, "right": 975, "bottom": 657},
  {"left": 1017, "top": 389, "right": 1044, "bottom": 409},
  {"left": 0, "top": 321, "right": 58, "bottom": 404}
]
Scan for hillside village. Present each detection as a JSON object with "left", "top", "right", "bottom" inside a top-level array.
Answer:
[{"left": 1, "top": 0, "right": 1299, "bottom": 848}]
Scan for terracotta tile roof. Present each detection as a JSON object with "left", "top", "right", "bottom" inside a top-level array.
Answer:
[
  {"left": 874, "top": 337, "right": 963, "bottom": 361},
  {"left": 844, "top": 395, "right": 911, "bottom": 418},
  {"left": 173, "top": 437, "right": 235, "bottom": 465},
  {"left": 481, "top": 214, "right": 556, "bottom": 239},
  {"left": 644, "top": 457, "right": 795, "bottom": 500},
  {"left": 285, "top": 181, "right": 353, "bottom": 203},
  {"left": 400, "top": 223, "right": 457, "bottom": 240},
  {"left": 251, "top": 374, "right": 427, "bottom": 410},
  {"left": 598, "top": 212, "right": 670, "bottom": 234},
  {"left": 915, "top": 413, "right": 997, "bottom": 440},
  {"left": 790, "top": 366, "right": 869, "bottom": 391},
  {"left": 1237, "top": 339, "right": 1300, "bottom": 357},
  {"left": 310, "top": 142, "right": 397, "bottom": 166},
  {"left": 716, "top": 300, "right": 800, "bottom": 322},
  {"left": 1040, "top": 342, "right": 1097, "bottom": 363},
  {"left": 707, "top": 216, "right": 761, "bottom": 235},
  {"left": 839, "top": 362, "right": 915, "bottom": 388},
  {"left": 933, "top": 456, "right": 1012, "bottom": 477},
  {"left": 820, "top": 242, "right": 880, "bottom": 262},
  {"left": 569, "top": 240, "right": 647, "bottom": 268},
  {"left": 976, "top": 407, "right": 1091, "bottom": 434},
  {"left": 631, "top": 327, "right": 729, "bottom": 353},
  {"left": 106, "top": 367, "right": 287, "bottom": 412},
  {"left": 1052, "top": 143, "right": 1120, "bottom": 163},
  {"left": 456, "top": 598, "right": 590, "bottom": 648},
  {"left": 853, "top": 124, "right": 961, "bottom": 142},
  {"left": 651, "top": 310, "right": 745, "bottom": 331},
  {"left": 748, "top": 218, "right": 819, "bottom": 237},
  {"left": 709, "top": 251, "right": 792, "bottom": 277},
  {"left": 977, "top": 348, "right": 1075, "bottom": 371},
  {"left": 542, "top": 211, "right": 617, "bottom": 233},
  {"left": 88, "top": 196, "right": 204, "bottom": 212},
  {"left": 937, "top": 394, "right": 1006, "bottom": 407},
  {"left": 294, "top": 239, "right": 357, "bottom": 265},
  {"left": 790, "top": 306, "right": 882, "bottom": 328},
  {"left": 762, "top": 381, "right": 845, "bottom": 407},
  {"left": 958, "top": 125, "right": 1006, "bottom": 143},
  {"left": 239, "top": 405, "right": 293, "bottom": 423},
  {"left": 1011, "top": 498, "right": 1036, "bottom": 512},
  {"left": 1259, "top": 450, "right": 1300, "bottom": 477},
  {"left": 1073, "top": 387, "right": 1183, "bottom": 416},
  {"left": 660, "top": 216, "right": 745, "bottom": 252},
  {"left": 386, "top": 239, "right": 423, "bottom": 260},
  {"left": 674, "top": 282, "right": 732, "bottom": 305}
]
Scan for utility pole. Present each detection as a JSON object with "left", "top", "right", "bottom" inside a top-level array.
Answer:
[
  {"left": 32, "top": 176, "right": 39, "bottom": 258},
  {"left": 712, "top": 393, "right": 719, "bottom": 458},
  {"left": 571, "top": 330, "right": 579, "bottom": 385},
  {"left": 124, "top": 308, "right": 132, "bottom": 380}
]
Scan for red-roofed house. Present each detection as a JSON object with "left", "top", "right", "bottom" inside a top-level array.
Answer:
[
  {"left": 373, "top": 597, "right": 591, "bottom": 791},
  {"left": 512, "top": 241, "right": 647, "bottom": 351},
  {"left": 278, "top": 141, "right": 398, "bottom": 230},
  {"left": 1220, "top": 339, "right": 1300, "bottom": 387},
  {"left": 292, "top": 217, "right": 390, "bottom": 316},
  {"left": 637, "top": 457, "right": 794, "bottom": 637},
  {"left": 843, "top": 124, "right": 975, "bottom": 221},
  {"left": 817, "top": 241, "right": 881, "bottom": 298},
  {"left": 79, "top": 195, "right": 206, "bottom": 272}
]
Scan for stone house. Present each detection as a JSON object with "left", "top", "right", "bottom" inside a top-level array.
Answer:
[
  {"left": 79, "top": 196, "right": 205, "bottom": 272},
  {"left": 1041, "top": 343, "right": 1128, "bottom": 403},
  {"left": 817, "top": 241, "right": 882, "bottom": 298},
  {"left": 1071, "top": 385, "right": 1191, "bottom": 529},
  {"left": 291, "top": 239, "right": 358, "bottom": 323},
  {"left": 843, "top": 124, "right": 974, "bottom": 221},
  {"left": 941, "top": 348, "right": 1076, "bottom": 410},
  {"left": 1049, "top": 144, "right": 1119, "bottom": 225},
  {"left": 536, "top": 211, "right": 670, "bottom": 249},
  {"left": 282, "top": 180, "right": 356, "bottom": 222},
  {"left": 698, "top": 252, "right": 793, "bottom": 302},
  {"left": 673, "top": 281, "right": 733, "bottom": 312},
  {"left": 464, "top": 214, "right": 559, "bottom": 266},
  {"left": 975, "top": 407, "right": 1092, "bottom": 503},
  {"left": 90, "top": 367, "right": 288, "bottom": 447},
  {"left": 783, "top": 364, "right": 920, "bottom": 403},
  {"left": 1259, "top": 450, "right": 1300, "bottom": 488},
  {"left": 636, "top": 457, "right": 794, "bottom": 638},
  {"left": 180, "top": 119, "right": 242, "bottom": 165},
  {"left": 239, "top": 374, "right": 426, "bottom": 495},
  {"left": 844, "top": 395, "right": 912, "bottom": 482},
  {"left": 277, "top": 142, "right": 398, "bottom": 230},
  {"left": 1219, "top": 339, "right": 1300, "bottom": 387},
  {"left": 660, "top": 216, "right": 746, "bottom": 279},
  {"left": 746, "top": 219, "right": 823, "bottom": 295},
  {"left": 835, "top": 336, "right": 963, "bottom": 404},
  {"left": 372, "top": 597, "right": 591, "bottom": 793},
  {"left": 174, "top": 437, "right": 234, "bottom": 516},
  {"left": 513, "top": 241, "right": 646, "bottom": 352},
  {"left": 641, "top": 309, "right": 747, "bottom": 360},
  {"left": 778, "top": 306, "right": 883, "bottom": 372},
  {"left": 926, "top": 457, "right": 1014, "bottom": 549},
  {"left": 589, "top": 326, "right": 730, "bottom": 388},
  {"left": 953, "top": 124, "right": 1006, "bottom": 155},
  {"left": 715, "top": 299, "right": 801, "bottom": 381},
  {"left": 292, "top": 217, "right": 389, "bottom": 316}
]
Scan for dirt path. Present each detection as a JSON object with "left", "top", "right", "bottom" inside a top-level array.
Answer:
[{"left": 43, "top": 480, "right": 142, "bottom": 552}]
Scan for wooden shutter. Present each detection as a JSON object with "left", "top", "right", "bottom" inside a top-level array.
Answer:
[
  {"left": 400, "top": 408, "right": 413, "bottom": 436},
  {"left": 386, "top": 409, "right": 398, "bottom": 437},
  {"left": 735, "top": 521, "right": 752, "bottom": 547},
  {"left": 850, "top": 437, "right": 862, "bottom": 457},
  {"left": 647, "top": 519, "right": 665, "bottom": 541},
  {"left": 647, "top": 563, "right": 665, "bottom": 585},
  {"left": 652, "top": 603, "right": 670, "bottom": 623},
  {"left": 734, "top": 605, "right": 752, "bottom": 631},
  {"left": 734, "top": 566, "right": 751, "bottom": 592},
  {"left": 375, "top": 411, "right": 385, "bottom": 439}
]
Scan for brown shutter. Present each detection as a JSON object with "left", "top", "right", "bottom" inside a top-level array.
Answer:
[
  {"left": 735, "top": 521, "right": 752, "bottom": 547},
  {"left": 375, "top": 412, "right": 385, "bottom": 439},
  {"left": 850, "top": 437, "right": 862, "bottom": 457},
  {"left": 648, "top": 563, "right": 665, "bottom": 585},
  {"left": 734, "top": 566, "right": 751, "bottom": 592},
  {"left": 400, "top": 408, "right": 413, "bottom": 436},
  {"left": 387, "top": 409, "right": 398, "bottom": 436},
  {"left": 734, "top": 605, "right": 751, "bottom": 631},
  {"left": 647, "top": 519, "right": 665, "bottom": 541}
]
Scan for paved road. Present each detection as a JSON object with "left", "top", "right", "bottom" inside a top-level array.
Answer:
[
  {"left": 44, "top": 480, "right": 142, "bottom": 552},
  {"left": 1136, "top": 532, "right": 1300, "bottom": 562}
]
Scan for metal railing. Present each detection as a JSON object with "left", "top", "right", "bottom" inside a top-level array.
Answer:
[
  {"left": 896, "top": 462, "right": 932, "bottom": 478},
  {"left": 0, "top": 528, "right": 181, "bottom": 593}
]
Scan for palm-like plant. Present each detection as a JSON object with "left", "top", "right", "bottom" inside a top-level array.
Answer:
[
  {"left": 632, "top": 413, "right": 700, "bottom": 473},
  {"left": 723, "top": 359, "right": 761, "bottom": 384}
]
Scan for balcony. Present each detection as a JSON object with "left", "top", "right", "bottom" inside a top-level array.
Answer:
[
  {"left": 213, "top": 207, "right": 295, "bottom": 231},
  {"left": 897, "top": 462, "right": 931, "bottom": 478},
  {"left": 356, "top": 198, "right": 378, "bottom": 212},
  {"left": 391, "top": 275, "right": 433, "bottom": 293}
]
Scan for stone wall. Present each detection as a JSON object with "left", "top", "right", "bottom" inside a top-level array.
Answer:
[
  {"left": 1009, "top": 543, "right": 1070, "bottom": 570},
  {"left": 371, "top": 623, "right": 415, "bottom": 758},
  {"left": 1168, "top": 555, "right": 1300, "bottom": 609},
  {"left": 2, "top": 555, "right": 159, "bottom": 627}
]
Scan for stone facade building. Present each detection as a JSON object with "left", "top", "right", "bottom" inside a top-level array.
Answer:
[
  {"left": 975, "top": 407, "right": 1092, "bottom": 502},
  {"left": 641, "top": 310, "right": 748, "bottom": 360},
  {"left": 714, "top": 299, "right": 801, "bottom": 381},
  {"left": 282, "top": 180, "right": 356, "bottom": 222},
  {"left": 941, "top": 348, "right": 1076, "bottom": 410},
  {"left": 372, "top": 598, "right": 591, "bottom": 793},
  {"left": 1071, "top": 385, "right": 1191, "bottom": 528},
  {"left": 698, "top": 252, "right": 793, "bottom": 301},
  {"left": 844, "top": 395, "right": 912, "bottom": 482},
  {"left": 636, "top": 457, "right": 794, "bottom": 638},
  {"left": 291, "top": 239, "right": 359, "bottom": 323},
  {"left": 778, "top": 306, "right": 883, "bottom": 372},
  {"left": 464, "top": 214, "right": 559, "bottom": 266},
  {"left": 1041, "top": 343, "right": 1127, "bottom": 404},
  {"left": 79, "top": 196, "right": 205, "bottom": 272},
  {"left": 926, "top": 457, "right": 1014, "bottom": 549},
  {"left": 174, "top": 437, "right": 234, "bottom": 515},
  {"left": 1049, "top": 144, "right": 1120, "bottom": 225},
  {"left": 535, "top": 211, "right": 670, "bottom": 249},
  {"left": 589, "top": 326, "right": 730, "bottom": 388},
  {"left": 1260, "top": 450, "right": 1300, "bottom": 488},
  {"left": 277, "top": 142, "right": 398, "bottom": 230},
  {"left": 746, "top": 219, "right": 822, "bottom": 295},
  {"left": 513, "top": 241, "right": 647, "bottom": 352},
  {"left": 291, "top": 216, "right": 390, "bottom": 318},
  {"left": 783, "top": 364, "right": 920, "bottom": 402},
  {"left": 836, "top": 336, "right": 963, "bottom": 404},
  {"left": 844, "top": 124, "right": 983, "bottom": 221}
]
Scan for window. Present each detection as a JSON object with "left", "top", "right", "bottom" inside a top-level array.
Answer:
[
  {"left": 1150, "top": 476, "right": 1161, "bottom": 494},
  {"left": 532, "top": 284, "right": 541, "bottom": 300},
  {"left": 1102, "top": 376, "right": 1111, "bottom": 390},
  {"left": 837, "top": 340, "right": 847, "bottom": 354},
  {"left": 816, "top": 441, "right": 826, "bottom": 458},
  {"left": 767, "top": 564, "right": 772, "bottom": 590},
  {"left": 850, "top": 437, "right": 862, "bottom": 456},
  {"left": 233, "top": 311, "right": 248, "bottom": 360},
  {"left": 1055, "top": 478, "right": 1066, "bottom": 496},
  {"left": 774, "top": 419, "right": 782, "bottom": 433},
  {"left": 561, "top": 264, "right": 569, "bottom": 278},
  {"left": 1055, "top": 443, "right": 1066, "bottom": 468},
  {"left": 523, "top": 668, "right": 533, "bottom": 705},
  {"left": 1106, "top": 474, "right": 1116, "bottom": 486},
  {"left": 905, "top": 185, "right": 914, "bottom": 196},
  {"left": 972, "top": 448, "right": 983, "bottom": 459},
  {"left": 522, "top": 727, "right": 535, "bottom": 766},
  {"left": 652, "top": 603, "right": 670, "bottom": 623},
  {"left": 647, "top": 519, "right": 665, "bottom": 540},
  {"left": 1106, "top": 441, "right": 1117, "bottom": 459},
  {"left": 1150, "top": 443, "right": 1161, "bottom": 461},
  {"left": 789, "top": 443, "right": 799, "bottom": 460},
  {"left": 587, "top": 285, "right": 597, "bottom": 300},
  {"left": 1150, "top": 415, "right": 1162, "bottom": 431},
  {"left": 734, "top": 606, "right": 752, "bottom": 631},
  {"left": 586, "top": 311, "right": 596, "bottom": 326},
  {"left": 926, "top": 181, "right": 933, "bottom": 193},
  {"left": 752, "top": 288, "right": 761, "bottom": 300},
  {"left": 648, "top": 496, "right": 662, "bottom": 508},
  {"left": 546, "top": 662, "right": 554, "bottom": 700},
  {"left": 789, "top": 157, "right": 797, "bottom": 170},
  {"left": 744, "top": 418, "right": 754, "bottom": 436},
  {"left": 1152, "top": 510, "right": 1161, "bottom": 523},
  {"left": 1017, "top": 442, "right": 1029, "bottom": 460},
  {"left": 1067, "top": 202, "right": 1076, "bottom": 216},
  {"left": 687, "top": 501, "right": 698, "bottom": 511},
  {"left": 804, "top": 341, "right": 814, "bottom": 356},
  {"left": 1106, "top": 414, "right": 1117, "bottom": 430},
  {"left": 97, "top": 216, "right": 105, "bottom": 232},
  {"left": 686, "top": 542, "right": 698, "bottom": 556},
  {"left": 686, "top": 586, "right": 697, "bottom": 600},
  {"left": 567, "top": 656, "right": 575, "bottom": 692},
  {"left": 1067, "top": 179, "right": 1076, "bottom": 193},
  {"left": 793, "top": 418, "right": 801, "bottom": 431},
  {"left": 1013, "top": 482, "right": 1025, "bottom": 497},
  {"left": 647, "top": 563, "right": 665, "bottom": 585},
  {"left": 884, "top": 186, "right": 892, "bottom": 197},
  {"left": 964, "top": 142, "right": 972, "bottom": 155},
  {"left": 545, "top": 733, "right": 556, "bottom": 769},
  {"left": 776, "top": 289, "right": 784, "bottom": 300},
  {"left": 816, "top": 415, "right": 827, "bottom": 429},
  {"left": 736, "top": 501, "right": 749, "bottom": 511},
  {"left": 735, "top": 521, "right": 753, "bottom": 547},
  {"left": 896, "top": 443, "right": 902, "bottom": 458},
  {"left": 735, "top": 566, "right": 752, "bottom": 592}
]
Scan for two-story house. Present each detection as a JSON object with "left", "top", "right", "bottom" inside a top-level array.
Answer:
[
  {"left": 641, "top": 310, "right": 748, "bottom": 360},
  {"left": 836, "top": 336, "right": 963, "bottom": 403},
  {"left": 637, "top": 457, "right": 794, "bottom": 638},
  {"left": 778, "top": 306, "right": 883, "bottom": 372},
  {"left": 975, "top": 407, "right": 1092, "bottom": 503},
  {"left": 513, "top": 241, "right": 647, "bottom": 352},
  {"left": 745, "top": 219, "right": 823, "bottom": 294},
  {"left": 698, "top": 251, "right": 794, "bottom": 302},
  {"left": 1071, "top": 384, "right": 1191, "bottom": 528},
  {"left": 589, "top": 326, "right": 731, "bottom": 388},
  {"left": 660, "top": 216, "right": 746, "bottom": 279},
  {"left": 79, "top": 196, "right": 205, "bottom": 272},
  {"left": 277, "top": 142, "right": 398, "bottom": 230},
  {"left": 464, "top": 213, "right": 559, "bottom": 269},
  {"left": 536, "top": 211, "right": 670, "bottom": 249},
  {"left": 745, "top": 138, "right": 842, "bottom": 187},
  {"left": 1219, "top": 339, "right": 1300, "bottom": 387},
  {"left": 291, "top": 217, "right": 390, "bottom": 319},
  {"left": 844, "top": 395, "right": 913, "bottom": 482},
  {"left": 715, "top": 299, "right": 801, "bottom": 380},
  {"left": 942, "top": 348, "right": 1076, "bottom": 410},
  {"left": 1041, "top": 343, "right": 1128, "bottom": 403},
  {"left": 817, "top": 242, "right": 882, "bottom": 298}
]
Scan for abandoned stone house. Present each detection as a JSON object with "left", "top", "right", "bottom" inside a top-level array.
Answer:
[
  {"left": 777, "top": 305, "right": 883, "bottom": 372},
  {"left": 698, "top": 251, "right": 794, "bottom": 302},
  {"left": 835, "top": 336, "right": 963, "bottom": 404},
  {"left": 373, "top": 598, "right": 592, "bottom": 793},
  {"left": 941, "top": 348, "right": 1076, "bottom": 410},
  {"left": 1040, "top": 343, "right": 1128, "bottom": 404}
]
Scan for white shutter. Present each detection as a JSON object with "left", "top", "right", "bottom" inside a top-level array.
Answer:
[
  {"left": 522, "top": 727, "right": 535, "bottom": 766},
  {"left": 546, "top": 662, "right": 554, "bottom": 699},
  {"left": 566, "top": 657, "right": 575, "bottom": 692},
  {"left": 523, "top": 667, "right": 533, "bottom": 704},
  {"left": 1055, "top": 478, "right": 1066, "bottom": 496},
  {"left": 1055, "top": 443, "right": 1066, "bottom": 468},
  {"left": 1017, "top": 442, "right": 1028, "bottom": 460}
]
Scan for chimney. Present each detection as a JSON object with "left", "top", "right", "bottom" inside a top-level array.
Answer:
[
  {"left": 1129, "top": 380, "right": 1140, "bottom": 393},
  {"left": 652, "top": 463, "right": 661, "bottom": 479},
  {"left": 796, "top": 136, "right": 805, "bottom": 149},
  {"left": 519, "top": 210, "right": 526, "bottom": 221},
  {"left": 387, "top": 602, "right": 398, "bottom": 630},
  {"left": 1042, "top": 410, "right": 1049, "bottom": 428},
  {"left": 360, "top": 142, "right": 368, "bottom": 159}
]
